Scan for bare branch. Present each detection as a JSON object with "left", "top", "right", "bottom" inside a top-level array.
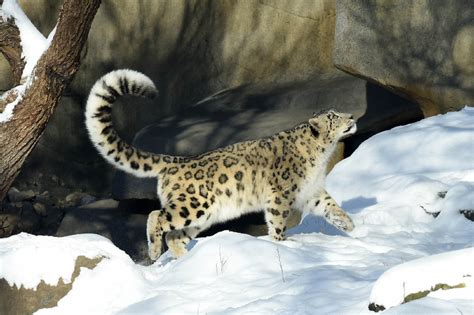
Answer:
[
  {"left": 42, "top": 0, "right": 101, "bottom": 83},
  {"left": 0, "top": 13, "right": 25, "bottom": 85},
  {"left": 0, "top": 0, "right": 101, "bottom": 201}
]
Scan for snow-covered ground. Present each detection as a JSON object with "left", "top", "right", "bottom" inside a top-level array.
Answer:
[{"left": 1, "top": 107, "right": 473, "bottom": 314}]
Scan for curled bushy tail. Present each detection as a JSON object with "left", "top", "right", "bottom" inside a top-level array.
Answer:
[{"left": 85, "top": 69, "right": 168, "bottom": 178}]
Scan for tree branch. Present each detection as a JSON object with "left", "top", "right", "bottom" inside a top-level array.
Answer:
[
  {"left": 0, "top": 0, "right": 101, "bottom": 201},
  {"left": 0, "top": 13, "right": 25, "bottom": 85}
]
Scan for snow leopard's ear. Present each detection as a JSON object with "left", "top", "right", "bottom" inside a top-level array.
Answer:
[
  {"left": 308, "top": 117, "right": 320, "bottom": 138},
  {"left": 309, "top": 116, "right": 319, "bottom": 128}
]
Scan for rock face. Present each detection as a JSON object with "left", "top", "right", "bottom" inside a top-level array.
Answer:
[
  {"left": 334, "top": 0, "right": 474, "bottom": 116},
  {"left": 0, "top": 256, "right": 102, "bottom": 315},
  {"left": 3, "top": 0, "right": 343, "bottom": 196}
]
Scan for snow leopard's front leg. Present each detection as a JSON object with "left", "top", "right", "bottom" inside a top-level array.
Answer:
[
  {"left": 165, "top": 227, "right": 201, "bottom": 258},
  {"left": 310, "top": 190, "right": 354, "bottom": 232},
  {"left": 265, "top": 195, "right": 293, "bottom": 241}
]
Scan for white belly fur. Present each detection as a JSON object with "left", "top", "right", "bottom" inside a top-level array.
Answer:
[
  {"left": 294, "top": 170, "right": 325, "bottom": 212},
  {"left": 211, "top": 192, "right": 265, "bottom": 225}
]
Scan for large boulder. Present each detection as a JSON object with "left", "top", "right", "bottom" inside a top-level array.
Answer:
[
  {"left": 334, "top": 0, "right": 474, "bottom": 116},
  {"left": 0, "top": 256, "right": 103, "bottom": 315}
]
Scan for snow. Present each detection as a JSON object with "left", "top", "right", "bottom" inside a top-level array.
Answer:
[
  {"left": 0, "top": 72, "right": 36, "bottom": 122},
  {"left": 0, "top": 107, "right": 473, "bottom": 314},
  {"left": 0, "top": 233, "right": 130, "bottom": 289},
  {"left": 369, "top": 248, "right": 473, "bottom": 310}
]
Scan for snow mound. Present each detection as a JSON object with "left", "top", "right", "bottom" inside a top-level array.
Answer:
[
  {"left": 0, "top": 233, "right": 131, "bottom": 289},
  {"left": 369, "top": 247, "right": 474, "bottom": 312},
  {"left": 160, "top": 231, "right": 311, "bottom": 281},
  {"left": 327, "top": 106, "right": 474, "bottom": 233},
  {"left": 0, "top": 107, "right": 473, "bottom": 314}
]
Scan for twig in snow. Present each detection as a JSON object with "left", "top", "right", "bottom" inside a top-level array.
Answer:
[
  {"left": 215, "top": 246, "right": 228, "bottom": 276},
  {"left": 419, "top": 205, "right": 440, "bottom": 218},
  {"left": 276, "top": 247, "right": 285, "bottom": 283}
]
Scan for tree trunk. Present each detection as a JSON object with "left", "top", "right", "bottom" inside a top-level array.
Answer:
[{"left": 0, "top": 0, "right": 101, "bottom": 201}]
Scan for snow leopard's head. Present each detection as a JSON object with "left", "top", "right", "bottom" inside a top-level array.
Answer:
[{"left": 309, "top": 109, "right": 357, "bottom": 140}]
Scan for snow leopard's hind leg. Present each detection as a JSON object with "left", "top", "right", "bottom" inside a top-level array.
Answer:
[
  {"left": 147, "top": 208, "right": 206, "bottom": 260},
  {"left": 310, "top": 190, "right": 354, "bottom": 232}
]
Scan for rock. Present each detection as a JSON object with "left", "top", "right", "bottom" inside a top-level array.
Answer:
[
  {"left": 22, "top": 190, "right": 37, "bottom": 201},
  {"left": 6, "top": 187, "right": 19, "bottom": 199},
  {"left": 14, "top": 202, "right": 40, "bottom": 234},
  {"left": 11, "top": 202, "right": 22, "bottom": 209},
  {"left": 64, "top": 193, "right": 77, "bottom": 206},
  {"left": 35, "top": 191, "right": 56, "bottom": 208},
  {"left": 38, "top": 207, "right": 65, "bottom": 236},
  {"left": 7, "top": 188, "right": 36, "bottom": 203},
  {"left": 0, "top": 215, "right": 19, "bottom": 238},
  {"left": 0, "top": 204, "right": 21, "bottom": 238},
  {"left": 453, "top": 26, "right": 474, "bottom": 76},
  {"left": 79, "top": 194, "right": 97, "bottom": 206},
  {"left": 334, "top": 0, "right": 474, "bottom": 116},
  {"left": 56, "top": 199, "right": 149, "bottom": 262},
  {"left": 368, "top": 303, "right": 385, "bottom": 313},
  {"left": 33, "top": 203, "right": 48, "bottom": 217},
  {"left": 64, "top": 192, "right": 96, "bottom": 208},
  {"left": 0, "top": 199, "right": 50, "bottom": 236},
  {"left": 50, "top": 175, "right": 59, "bottom": 184},
  {"left": 0, "top": 256, "right": 103, "bottom": 315},
  {"left": 459, "top": 210, "right": 474, "bottom": 222}
]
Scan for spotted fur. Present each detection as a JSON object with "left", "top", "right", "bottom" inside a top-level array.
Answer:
[{"left": 85, "top": 70, "right": 357, "bottom": 260}]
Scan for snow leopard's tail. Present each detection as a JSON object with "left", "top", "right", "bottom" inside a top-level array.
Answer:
[{"left": 85, "top": 69, "right": 180, "bottom": 178}]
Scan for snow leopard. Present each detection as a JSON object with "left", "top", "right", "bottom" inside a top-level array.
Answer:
[{"left": 85, "top": 69, "right": 357, "bottom": 260}]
